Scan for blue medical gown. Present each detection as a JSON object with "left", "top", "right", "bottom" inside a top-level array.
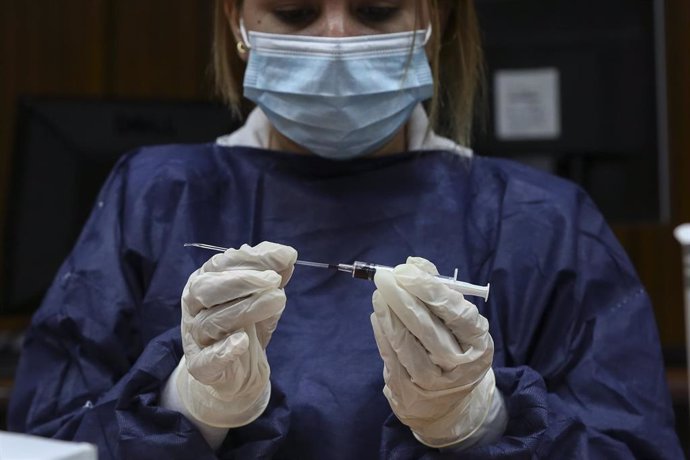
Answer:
[{"left": 8, "top": 145, "right": 682, "bottom": 459}]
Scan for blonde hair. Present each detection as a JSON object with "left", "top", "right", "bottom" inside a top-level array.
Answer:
[{"left": 212, "top": 0, "right": 484, "bottom": 146}]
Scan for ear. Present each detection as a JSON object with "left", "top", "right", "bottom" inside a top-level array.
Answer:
[{"left": 224, "top": 0, "right": 248, "bottom": 61}]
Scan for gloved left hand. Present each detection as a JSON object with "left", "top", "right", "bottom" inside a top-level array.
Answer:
[
  {"left": 371, "top": 257, "right": 497, "bottom": 448},
  {"left": 175, "top": 242, "right": 297, "bottom": 428}
]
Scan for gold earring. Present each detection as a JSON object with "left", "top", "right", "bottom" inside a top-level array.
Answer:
[{"left": 237, "top": 41, "right": 248, "bottom": 54}]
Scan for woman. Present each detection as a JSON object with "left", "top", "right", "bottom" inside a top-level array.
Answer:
[{"left": 8, "top": 0, "right": 682, "bottom": 458}]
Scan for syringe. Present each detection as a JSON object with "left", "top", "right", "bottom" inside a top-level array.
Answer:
[{"left": 184, "top": 243, "right": 490, "bottom": 301}]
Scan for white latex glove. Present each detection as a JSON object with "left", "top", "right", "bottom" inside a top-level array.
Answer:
[
  {"left": 371, "top": 257, "right": 497, "bottom": 448},
  {"left": 176, "top": 241, "right": 297, "bottom": 428}
]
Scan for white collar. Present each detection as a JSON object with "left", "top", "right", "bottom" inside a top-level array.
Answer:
[{"left": 216, "top": 105, "right": 472, "bottom": 158}]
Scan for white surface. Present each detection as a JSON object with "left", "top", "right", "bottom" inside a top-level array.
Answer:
[
  {"left": 495, "top": 68, "right": 561, "bottom": 141},
  {"left": 674, "top": 224, "right": 690, "bottom": 245},
  {"left": 0, "top": 431, "right": 97, "bottom": 460}
]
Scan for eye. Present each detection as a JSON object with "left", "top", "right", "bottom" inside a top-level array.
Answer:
[
  {"left": 356, "top": 6, "right": 399, "bottom": 23},
  {"left": 273, "top": 7, "right": 318, "bottom": 26}
]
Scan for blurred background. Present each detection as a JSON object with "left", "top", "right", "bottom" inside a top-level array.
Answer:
[{"left": 0, "top": 0, "right": 688, "bottom": 455}]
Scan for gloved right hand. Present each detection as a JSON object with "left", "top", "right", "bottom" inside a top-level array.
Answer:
[
  {"left": 371, "top": 257, "right": 497, "bottom": 447},
  {"left": 175, "top": 241, "right": 297, "bottom": 427}
]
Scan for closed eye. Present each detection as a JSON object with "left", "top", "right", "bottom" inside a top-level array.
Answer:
[
  {"left": 273, "top": 7, "right": 318, "bottom": 26},
  {"left": 356, "top": 6, "right": 400, "bottom": 23}
]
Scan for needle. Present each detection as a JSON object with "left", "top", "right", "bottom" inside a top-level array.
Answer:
[{"left": 183, "top": 243, "right": 337, "bottom": 269}]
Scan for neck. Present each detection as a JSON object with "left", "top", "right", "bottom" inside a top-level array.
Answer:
[{"left": 268, "top": 125, "right": 408, "bottom": 158}]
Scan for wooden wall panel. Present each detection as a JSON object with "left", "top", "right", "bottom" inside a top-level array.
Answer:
[
  {"left": 0, "top": 0, "right": 108, "bottom": 144},
  {"left": 612, "top": 1, "right": 690, "bottom": 352},
  {"left": 613, "top": 225, "right": 686, "bottom": 348},
  {"left": 0, "top": 1, "right": 16, "bottom": 225},
  {"left": 106, "top": 0, "right": 214, "bottom": 98},
  {"left": 667, "top": 1, "right": 690, "bottom": 224},
  {"left": 7, "top": 1, "right": 106, "bottom": 94},
  {"left": 0, "top": 0, "right": 107, "bottom": 282}
]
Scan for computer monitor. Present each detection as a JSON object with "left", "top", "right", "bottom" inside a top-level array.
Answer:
[{"left": 2, "top": 98, "right": 239, "bottom": 315}]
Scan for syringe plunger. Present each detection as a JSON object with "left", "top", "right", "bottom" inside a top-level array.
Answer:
[{"left": 346, "top": 261, "right": 490, "bottom": 301}]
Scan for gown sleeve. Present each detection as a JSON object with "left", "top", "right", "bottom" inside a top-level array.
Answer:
[
  {"left": 6, "top": 155, "right": 221, "bottom": 460},
  {"left": 378, "top": 187, "right": 683, "bottom": 459}
]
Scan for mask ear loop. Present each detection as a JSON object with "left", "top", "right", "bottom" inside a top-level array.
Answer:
[
  {"left": 423, "top": 24, "right": 433, "bottom": 46},
  {"left": 399, "top": 24, "right": 432, "bottom": 90},
  {"left": 237, "top": 18, "right": 252, "bottom": 54}
]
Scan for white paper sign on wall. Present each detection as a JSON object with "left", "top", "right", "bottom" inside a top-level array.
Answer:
[{"left": 494, "top": 68, "right": 561, "bottom": 141}]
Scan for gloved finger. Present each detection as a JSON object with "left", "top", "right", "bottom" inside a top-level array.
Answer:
[
  {"left": 371, "top": 332, "right": 481, "bottom": 425},
  {"left": 370, "top": 311, "right": 411, "bottom": 399},
  {"left": 394, "top": 264, "right": 490, "bottom": 349},
  {"left": 184, "top": 269, "right": 282, "bottom": 316},
  {"left": 189, "top": 288, "right": 286, "bottom": 347},
  {"left": 201, "top": 242, "right": 298, "bottom": 288},
  {"left": 374, "top": 269, "right": 464, "bottom": 371},
  {"left": 255, "top": 312, "right": 282, "bottom": 349},
  {"left": 374, "top": 291, "right": 493, "bottom": 392},
  {"left": 395, "top": 264, "right": 494, "bottom": 376},
  {"left": 185, "top": 329, "right": 249, "bottom": 386},
  {"left": 211, "top": 324, "right": 271, "bottom": 401},
  {"left": 373, "top": 291, "right": 464, "bottom": 391},
  {"left": 372, "top": 291, "right": 476, "bottom": 391},
  {"left": 372, "top": 314, "right": 445, "bottom": 422},
  {"left": 406, "top": 256, "right": 440, "bottom": 276}
]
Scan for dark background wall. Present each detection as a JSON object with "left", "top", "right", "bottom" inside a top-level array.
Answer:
[
  {"left": 0, "top": 0, "right": 689, "bottom": 439},
  {"left": 0, "top": 1, "right": 215, "bottom": 258},
  {"left": 0, "top": 0, "right": 218, "bottom": 417}
]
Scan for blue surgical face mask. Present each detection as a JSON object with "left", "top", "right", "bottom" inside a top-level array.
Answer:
[{"left": 240, "top": 21, "right": 434, "bottom": 160}]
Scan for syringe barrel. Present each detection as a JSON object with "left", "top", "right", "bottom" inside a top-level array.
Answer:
[
  {"left": 438, "top": 277, "right": 490, "bottom": 301},
  {"left": 351, "top": 261, "right": 379, "bottom": 280},
  {"left": 354, "top": 261, "right": 490, "bottom": 301}
]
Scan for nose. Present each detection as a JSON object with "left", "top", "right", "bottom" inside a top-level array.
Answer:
[{"left": 319, "top": 4, "right": 357, "bottom": 37}]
